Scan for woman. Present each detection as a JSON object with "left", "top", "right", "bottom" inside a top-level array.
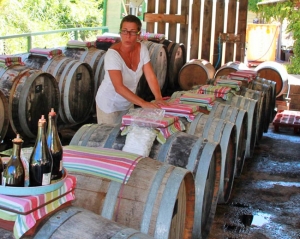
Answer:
[{"left": 95, "top": 15, "right": 167, "bottom": 125}]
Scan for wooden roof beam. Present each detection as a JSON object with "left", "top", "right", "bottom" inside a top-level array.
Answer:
[{"left": 143, "top": 13, "right": 188, "bottom": 24}]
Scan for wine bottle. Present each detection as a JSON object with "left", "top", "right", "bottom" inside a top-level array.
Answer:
[
  {"left": 2, "top": 134, "right": 25, "bottom": 187},
  {"left": 47, "top": 108, "right": 63, "bottom": 180},
  {"left": 29, "top": 115, "right": 53, "bottom": 186}
]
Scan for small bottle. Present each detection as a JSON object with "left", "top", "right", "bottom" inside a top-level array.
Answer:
[
  {"left": 2, "top": 134, "right": 25, "bottom": 187},
  {"left": 47, "top": 108, "right": 63, "bottom": 180},
  {"left": 29, "top": 115, "right": 53, "bottom": 186}
]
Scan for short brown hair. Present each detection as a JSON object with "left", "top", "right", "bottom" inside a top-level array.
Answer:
[{"left": 120, "top": 15, "right": 142, "bottom": 32}]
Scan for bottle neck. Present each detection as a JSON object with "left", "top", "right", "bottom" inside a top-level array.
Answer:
[{"left": 12, "top": 142, "right": 22, "bottom": 157}]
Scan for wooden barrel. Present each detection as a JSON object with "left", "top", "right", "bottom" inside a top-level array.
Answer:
[
  {"left": 23, "top": 54, "right": 94, "bottom": 125},
  {"left": 223, "top": 95, "right": 258, "bottom": 159},
  {"left": 178, "top": 59, "right": 216, "bottom": 90},
  {"left": 69, "top": 124, "right": 222, "bottom": 239},
  {"left": 65, "top": 147, "right": 195, "bottom": 239},
  {"left": 209, "top": 101, "right": 248, "bottom": 177},
  {"left": 136, "top": 41, "right": 168, "bottom": 101},
  {"left": 254, "top": 77, "right": 277, "bottom": 122},
  {"left": 62, "top": 47, "right": 106, "bottom": 98},
  {"left": 0, "top": 89, "right": 9, "bottom": 142},
  {"left": 161, "top": 40, "right": 186, "bottom": 92},
  {"left": 1, "top": 206, "right": 154, "bottom": 239},
  {"left": 240, "top": 88, "right": 264, "bottom": 143},
  {"left": 183, "top": 113, "right": 237, "bottom": 204},
  {"left": 254, "top": 61, "right": 288, "bottom": 98},
  {"left": 0, "top": 65, "right": 59, "bottom": 139},
  {"left": 250, "top": 81, "right": 272, "bottom": 135},
  {"left": 214, "top": 61, "right": 250, "bottom": 79}
]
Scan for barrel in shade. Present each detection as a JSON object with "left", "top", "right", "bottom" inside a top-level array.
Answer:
[
  {"left": 161, "top": 40, "right": 186, "bottom": 92},
  {"left": 209, "top": 102, "right": 248, "bottom": 177},
  {"left": 23, "top": 54, "right": 94, "bottom": 125},
  {"left": 183, "top": 113, "right": 237, "bottom": 204},
  {"left": 223, "top": 95, "right": 258, "bottom": 159},
  {"left": 214, "top": 61, "right": 249, "bottom": 79},
  {"left": 0, "top": 89, "right": 9, "bottom": 142},
  {"left": 64, "top": 147, "right": 195, "bottom": 239},
  {"left": 178, "top": 59, "right": 216, "bottom": 90},
  {"left": 1, "top": 206, "right": 155, "bottom": 239},
  {"left": 69, "top": 123, "right": 222, "bottom": 239},
  {"left": 62, "top": 47, "right": 106, "bottom": 99},
  {"left": 255, "top": 61, "right": 288, "bottom": 98},
  {"left": 0, "top": 65, "right": 59, "bottom": 139},
  {"left": 137, "top": 41, "right": 168, "bottom": 101}
]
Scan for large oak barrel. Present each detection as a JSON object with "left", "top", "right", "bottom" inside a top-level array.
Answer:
[
  {"left": 209, "top": 102, "right": 248, "bottom": 177},
  {"left": 178, "top": 59, "right": 216, "bottom": 90},
  {"left": 64, "top": 145, "right": 195, "bottom": 239},
  {"left": 161, "top": 40, "right": 186, "bottom": 92},
  {"left": 255, "top": 61, "right": 288, "bottom": 98},
  {"left": 136, "top": 41, "right": 168, "bottom": 101},
  {"left": 183, "top": 113, "right": 237, "bottom": 204},
  {"left": 254, "top": 77, "right": 277, "bottom": 121},
  {"left": 1, "top": 206, "right": 154, "bottom": 239},
  {"left": 0, "top": 65, "right": 59, "bottom": 139},
  {"left": 223, "top": 95, "right": 258, "bottom": 158},
  {"left": 23, "top": 54, "right": 94, "bottom": 125},
  {"left": 69, "top": 124, "right": 222, "bottom": 239},
  {"left": 62, "top": 47, "right": 106, "bottom": 98},
  {"left": 240, "top": 88, "right": 264, "bottom": 143},
  {"left": 214, "top": 61, "right": 249, "bottom": 79},
  {"left": 250, "top": 81, "right": 272, "bottom": 135},
  {"left": 0, "top": 89, "right": 9, "bottom": 141}
]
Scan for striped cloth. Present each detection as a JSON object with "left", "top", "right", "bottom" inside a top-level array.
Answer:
[
  {"left": 160, "top": 98, "right": 201, "bottom": 122},
  {"left": 180, "top": 92, "right": 215, "bottom": 104},
  {"left": 215, "top": 78, "right": 242, "bottom": 91},
  {"left": 67, "top": 40, "right": 95, "bottom": 49},
  {"left": 63, "top": 145, "right": 143, "bottom": 184},
  {"left": 228, "top": 71, "right": 254, "bottom": 83},
  {"left": 197, "top": 85, "right": 233, "bottom": 100},
  {"left": 273, "top": 110, "right": 300, "bottom": 125},
  {"left": 139, "top": 32, "right": 165, "bottom": 42},
  {"left": 29, "top": 48, "right": 63, "bottom": 59},
  {"left": 0, "top": 55, "right": 25, "bottom": 68},
  {"left": 96, "top": 35, "right": 121, "bottom": 43},
  {"left": 0, "top": 175, "right": 76, "bottom": 239}
]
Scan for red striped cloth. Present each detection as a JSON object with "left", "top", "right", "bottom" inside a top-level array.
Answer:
[
  {"left": 29, "top": 48, "right": 62, "bottom": 58},
  {"left": 197, "top": 85, "right": 231, "bottom": 99},
  {"left": 0, "top": 175, "right": 76, "bottom": 239},
  {"left": 63, "top": 145, "right": 143, "bottom": 184},
  {"left": 228, "top": 72, "right": 253, "bottom": 83},
  {"left": 0, "top": 55, "right": 24, "bottom": 67},
  {"left": 67, "top": 40, "right": 95, "bottom": 48},
  {"left": 273, "top": 110, "right": 300, "bottom": 125}
]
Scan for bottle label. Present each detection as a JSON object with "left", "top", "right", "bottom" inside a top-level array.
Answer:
[
  {"left": 59, "top": 160, "right": 63, "bottom": 171},
  {"left": 42, "top": 173, "right": 51, "bottom": 185}
]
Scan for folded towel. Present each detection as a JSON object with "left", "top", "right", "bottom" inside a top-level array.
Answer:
[
  {"left": 0, "top": 55, "right": 25, "bottom": 67},
  {"left": 180, "top": 92, "right": 216, "bottom": 104},
  {"left": 30, "top": 48, "right": 62, "bottom": 59},
  {"left": 139, "top": 32, "right": 165, "bottom": 42},
  {"left": 67, "top": 40, "right": 95, "bottom": 48}
]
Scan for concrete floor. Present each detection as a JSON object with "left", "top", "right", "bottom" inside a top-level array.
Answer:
[{"left": 208, "top": 124, "right": 300, "bottom": 239}]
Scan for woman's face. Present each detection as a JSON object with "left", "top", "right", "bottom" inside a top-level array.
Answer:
[{"left": 120, "top": 22, "right": 139, "bottom": 48}]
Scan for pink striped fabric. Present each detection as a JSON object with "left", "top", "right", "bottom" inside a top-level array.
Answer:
[
  {"left": 29, "top": 48, "right": 62, "bottom": 58},
  {"left": 67, "top": 40, "right": 95, "bottom": 48},
  {"left": 63, "top": 145, "right": 143, "bottom": 184},
  {"left": 0, "top": 175, "right": 76, "bottom": 239}
]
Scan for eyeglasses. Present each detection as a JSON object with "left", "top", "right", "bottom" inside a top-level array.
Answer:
[{"left": 119, "top": 29, "right": 140, "bottom": 36}]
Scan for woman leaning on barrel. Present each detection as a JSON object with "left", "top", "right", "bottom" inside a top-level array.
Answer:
[{"left": 95, "top": 15, "right": 167, "bottom": 124}]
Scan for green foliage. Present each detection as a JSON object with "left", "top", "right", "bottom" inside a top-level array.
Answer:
[
  {"left": 0, "top": 0, "right": 104, "bottom": 54},
  {"left": 257, "top": 1, "right": 300, "bottom": 74},
  {"left": 248, "top": 0, "right": 260, "bottom": 13}
]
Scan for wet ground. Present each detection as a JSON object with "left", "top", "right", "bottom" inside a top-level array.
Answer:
[{"left": 208, "top": 124, "right": 300, "bottom": 239}]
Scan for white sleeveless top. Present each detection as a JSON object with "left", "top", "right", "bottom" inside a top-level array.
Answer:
[{"left": 95, "top": 42, "right": 150, "bottom": 113}]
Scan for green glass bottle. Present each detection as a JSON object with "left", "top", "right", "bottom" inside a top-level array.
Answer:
[
  {"left": 2, "top": 134, "right": 25, "bottom": 187},
  {"left": 47, "top": 108, "right": 63, "bottom": 180},
  {"left": 29, "top": 115, "right": 53, "bottom": 186}
]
